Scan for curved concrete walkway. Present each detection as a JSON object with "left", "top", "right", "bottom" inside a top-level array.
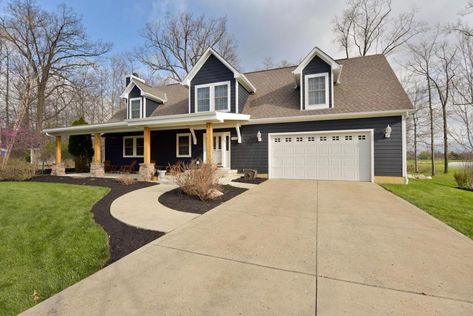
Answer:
[{"left": 111, "top": 184, "right": 200, "bottom": 232}]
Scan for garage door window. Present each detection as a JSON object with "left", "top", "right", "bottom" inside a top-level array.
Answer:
[
  {"left": 358, "top": 135, "right": 366, "bottom": 141},
  {"left": 332, "top": 136, "right": 340, "bottom": 141},
  {"left": 345, "top": 135, "right": 352, "bottom": 141}
]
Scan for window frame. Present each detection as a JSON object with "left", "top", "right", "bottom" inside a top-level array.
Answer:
[
  {"left": 123, "top": 136, "right": 144, "bottom": 158},
  {"left": 194, "top": 81, "right": 231, "bottom": 113},
  {"left": 128, "top": 97, "right": 143, "bottom": 119},
  {"left": 176, "top": 133, "right": 192, "bottom": 158},
  {"left": 304, "top": 73, "right": 329, "bottom": 110}
]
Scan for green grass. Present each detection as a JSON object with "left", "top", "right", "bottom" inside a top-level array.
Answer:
[
  {"left": 0, "top": 182, "right": 110, "bottom": 315},
  {"left": 382, "top": 169, "right": 473, "bottom": 240}
]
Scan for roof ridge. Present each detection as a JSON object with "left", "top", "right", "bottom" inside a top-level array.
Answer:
[
  {"left": 243, "top": 65, "right": 297, "bottom": 75},
  {"left": 335, "top": 53, "right": 385, "bottom": 62}
]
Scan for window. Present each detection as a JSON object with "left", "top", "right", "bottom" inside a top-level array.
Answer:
[
  {"left": 304, "top": 73, "right": 329, "bottom": 109},
  {"left": 195, "top": 81, "right": 230, "bottom": 112},
  {"left": 320, "top": 136, "right": 327, "bottom": 141},
  {"left": 358, "top": 135, "right": 367, "bottom": 141},
  {"left": 296, "top": 137, "right": 303, "bottom": 142},
  {"left": 274, "top": 137, "right": 281, "bottom": 143},
  {"left": 129, "top": 98, "right": 142, "bottom": 119},
  {"left": 332, "top": 136, "right": 340, "bottom": 141},
  {"left": 345, "top": 135, "right": 352, "bottom": 141},
  {"left": 308, "top": 136, "right": 315, "bottom": 142},
  {"left": 285, "top": 137, "right": 292, "bottom": 142},
  {"left": 176, "top": 133, "right": 191, "bottom": 158},
  {"left": 123, "top": 136, "right": 144, "bottom": 157}
]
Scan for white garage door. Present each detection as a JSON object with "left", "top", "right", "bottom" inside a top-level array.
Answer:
[{"left": 269, "top": 131, "right": 372, "bottom": 181}]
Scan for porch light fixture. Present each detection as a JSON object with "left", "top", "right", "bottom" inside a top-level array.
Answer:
[
  {"left": 257, "top": 131, "right": 262, "bottom": 142},
  {"left": 384, "top": 125, "right": 392, "bottom": 138}
]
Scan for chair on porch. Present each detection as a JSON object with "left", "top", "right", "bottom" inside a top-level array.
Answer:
[{"left": 120, "top": 160, "right": 137, "bottom": 174}]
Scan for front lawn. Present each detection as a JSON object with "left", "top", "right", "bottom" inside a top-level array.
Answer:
[
  {"left": 0, "top": 182, "right": 110, "bottom": 315},
  {"left": 382, "top": 170, "right": 473, "bottom": 240}
]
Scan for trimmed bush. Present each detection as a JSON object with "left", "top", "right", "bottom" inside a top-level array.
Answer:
[
  {"left": 68, "top": 118, "right": 94, "bottom": 172},
  {"left": 0, "top": 159, "right": 36, "bottom": 181},
  {"left": 454, "top": 166, "right": 473, "bottom": 190},
  {"left": 175, "top": 161, "right": 221, "bottom": 201}
]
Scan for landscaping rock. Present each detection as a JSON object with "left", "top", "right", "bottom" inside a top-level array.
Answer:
[
  {"left": 207, "top": 188, "right": 224, "bottom": 200},
  {"left": 243, "top": 169, "right": 258, "bottom": 180}
]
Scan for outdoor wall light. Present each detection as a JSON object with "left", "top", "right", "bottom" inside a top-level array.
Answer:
[
  {"left": 384, "top": 125, "right": 392, "bottom": 138},
  {"left": 257, "top": 131, "right": 262, "bottom": 142}
]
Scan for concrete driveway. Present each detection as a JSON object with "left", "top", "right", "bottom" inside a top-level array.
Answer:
[{"left": 23, "top": 180, "right": 473, "bottom": 315}]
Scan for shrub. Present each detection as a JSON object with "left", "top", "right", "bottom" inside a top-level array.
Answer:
[
  {"left": 167, "top": 161, "right": 185, "bottom": 176},
  {"left": 175, "top": 161, "right": 221, "bottom": 201},
  {"left": 116, "top": 173, "right": 137, "bottom": 185},
  {"left": 68, "top": 117, "right": 94, "bottom": 172},
  {"left": 454, "top": 166, "right": 473, "bottom": 190},
  {"left": 0, "top": 159, "right": 36, "bottom": 181}
]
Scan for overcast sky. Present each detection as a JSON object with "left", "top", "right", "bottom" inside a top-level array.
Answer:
[{"left": 35, "top": 0, "right": 470, "bottom": 71}]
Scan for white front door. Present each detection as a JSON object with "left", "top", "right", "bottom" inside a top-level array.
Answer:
[
  {"left": 269, "top": 130, "right": 373, "bottom": 181},
  {"left": 203, "top": 132, "right": 231, "bottom": 168}
]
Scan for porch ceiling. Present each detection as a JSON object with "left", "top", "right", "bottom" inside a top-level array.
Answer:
[{"left": 43, "top": 112, "right": 250, "bottom": 136}]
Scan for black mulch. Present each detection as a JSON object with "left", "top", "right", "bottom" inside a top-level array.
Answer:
[
  {"left": 30, "top": 176, "right": 165, "bottom": 265},
  {"left": 158, "top": 185, "right": 247, "bottom": 215},
  {"left": 231, "top": 177, "right": 268, "bottom": 184}
]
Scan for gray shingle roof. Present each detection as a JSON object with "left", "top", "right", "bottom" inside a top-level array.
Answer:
[{"left": 108, "top": 54, "right": 412, "bottom": 123}]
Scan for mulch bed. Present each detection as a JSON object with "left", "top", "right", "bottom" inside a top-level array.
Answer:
[
  {"left": 158, "top": 185, "right": 247, "bottom": 215},
  {"left": 30, "top": 176, "right": 165, "bottom": 265},
  {"left": 231, "top": 177, "right": 268, "bottom": 184}
]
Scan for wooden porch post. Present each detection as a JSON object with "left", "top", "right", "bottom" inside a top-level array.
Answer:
[
  {"left": 144, "top": 127, "right": 151, "bottom": 164},
  {"left": 93, "top": 133, "right": 102, "bottom": 163},
  {"left": 206, "top": 122, "right": 213, "bottom": 163},
  {"left": 55, "top": 136, "right": 62, "bottom": 164}
]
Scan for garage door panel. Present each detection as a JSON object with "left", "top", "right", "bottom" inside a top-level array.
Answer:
[{"left": 270, "top": 131, "right": 371, "bottom": 182}]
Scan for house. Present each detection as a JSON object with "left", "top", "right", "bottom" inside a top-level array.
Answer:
[{"left": 43, "top": 46, "right": 413, "bottom": 183}]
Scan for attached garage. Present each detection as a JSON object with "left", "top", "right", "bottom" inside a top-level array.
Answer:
[{"left": 268, "top": 130, "right": 373, "bottom": 181}]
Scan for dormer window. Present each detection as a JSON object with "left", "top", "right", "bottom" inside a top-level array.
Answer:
[
  {"left": 305, "top": 73, "right": 329, "bottom": 109},
  {"left": 195, "top": 81, "right": 230, "bottom": 112},
  {"left": 129, "top": 97, "right": 142, "bottom": 119}
]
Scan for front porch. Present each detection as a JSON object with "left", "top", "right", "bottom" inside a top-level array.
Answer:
[{"left": 45, "top": 111, "right": 250, "bottom": 181}]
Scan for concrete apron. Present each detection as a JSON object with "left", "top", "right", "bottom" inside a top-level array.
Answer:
[{"left": 22, "top": 180, "right": 473, "bottom": 315}]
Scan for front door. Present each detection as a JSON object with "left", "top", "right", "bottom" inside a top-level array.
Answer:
[{"left": 203, "top": 132, "right": 231, "bottom": 168}]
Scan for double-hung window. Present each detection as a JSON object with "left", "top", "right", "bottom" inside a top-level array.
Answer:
[
  {"left": 305, "top": 73, "right": 329, "bottom": 109},
  {"left": 195, "top": 81, "right": 230, "bottom": 112},
  {"left": 176, "top": 133, "right": 191, "bottom": 158},
  {"left": 129, "top": 98, "right": 142, "bottom": 119},
  {"left": 123, "top": 136, "right": 144, "bottom": 157}
]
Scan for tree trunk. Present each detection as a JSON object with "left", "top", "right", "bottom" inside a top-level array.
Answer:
[
  {"left": 442, "top": 105, "right": 448, "bottom": 173},
  {"left": 413, "top": 115, "right": 419, "bottom": 173},
  {"left": 5, "top": 52, "right": 10, "bottom": 127},
  {"left": 36, "top": 83, "right": 46, "bottom": 133},
  {"left": 427, "top": 75, "right": 436, "bottom": 176}
]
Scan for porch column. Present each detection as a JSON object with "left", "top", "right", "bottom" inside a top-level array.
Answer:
[
  {"left": 206, "top": 122, "right": 213, "bottom": 163},
  {"left": 138, "top": 127, "right": 155, "bottom": 181},
  {"left": 51, "top": 135, "right": 65, "bottom": 176},
  {"left": 90, "top": 133, "right": 105, "bottom": 177},
  {"left": 144, "top": 127, "right": 151, "bottom": 164}
]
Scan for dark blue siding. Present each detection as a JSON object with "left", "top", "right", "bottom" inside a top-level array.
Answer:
[
  {"left": 238, "top": 82, "right": 250, "bottom": 113},
  {"left": 229, "top": 116, "right": 402, "bottom": 176},
  {"left": 302, "top": 56, "right": 332, "bottom": 109},
  {"left": 104, "top": 116, "right": 402, "bottom": 176},
  {"left": 145, "top": 98, "right": 160, "bottom": 117},
  {"left": 190, "top": 55, "right": 236, "bottom": 113}
]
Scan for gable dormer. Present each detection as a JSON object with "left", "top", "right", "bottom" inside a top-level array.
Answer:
[
  {"left": 182, "top": 47, "right": 256, "bottom": 114},
  {"left": 293, "top": 47, "right": 342, "bottom": 111},
  {"left": 120, "top": 74, "right": 167, "bottom": 120}
]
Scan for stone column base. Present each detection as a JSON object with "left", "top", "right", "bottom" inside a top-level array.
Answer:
[
  {"left": 139, "top": 163, "right": 155, "bottom": 181},
  {"left": 90, "top": 162, "right": 105, "bottom": 177},
  {"left": 51, "top": 163, "right": 66, "bottom": 176}
]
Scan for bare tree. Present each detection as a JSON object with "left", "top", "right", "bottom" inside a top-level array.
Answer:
[
  {"left": 0, "top": 0, "right": 111, "bottom": 134},
  {"left": 332, "top": 0, "right": 424, "bottom": 58},
  {"left": 409, "top": 31, "right": 440, "bottom": 176},
  {"left": 258, "top": 57, "right": 293, "bottom": 71},
  {"left": 137, "top": 12, "right": 237, "bottom": 82},
  {"left": 429, "top": 43, "right": 457, "bottom": 173}
]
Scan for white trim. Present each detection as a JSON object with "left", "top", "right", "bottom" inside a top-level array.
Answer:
[
  {"left": 235, "top": 124, "right": 242, "bottom": 143},
  {"left": 188, "top": 87, "right": 191, "bottom": 113},
  {"left": 176, "top": 133, "right": 192, "bottom": 158},
  {"left": 246, "top": 110, "right": 411, "bottom": 125},
  {"left": 236, "top": 82, "right": 239, "bottom": 113},
  {"left": 293, "top": 46, "right": 342, "bottom": 84},
  {"left": 402, "top": 115, "right": 408, "bottom": 184},
  {"left": 143, "top": 97, "right": 147, "bottom": 118},
  {"left": 268, "top": 129, "right": 374, "bottom": 182},
  {"left": 182, "top": 47, "right": 256, "bottom": 93},
  {"left": 123, "top": 136, "right": 144, "bottom": 158},
  {"left": 189, "top": 128, "right": 197, "bottom": 145},
  {"left": 195, "top": 81, "right": 231, "bottom": 113},
  {"left": 120, "top": 78, "right": 167, "bottom": 104},
  {"left": 129, "top": 97, "right": 142, "bottom": 119},
  {"left": 304, "top": 73, "right": 329, "bottom": 110},
  {"left": 141, "top": 91, "right": 166, "bottom": 103}
]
